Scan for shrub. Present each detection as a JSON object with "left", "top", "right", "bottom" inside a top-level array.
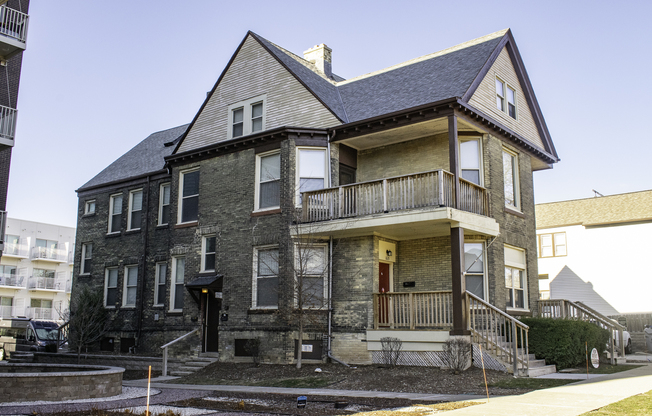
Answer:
[
  {"left": 443, "top": 337, "right": 472, "bottom": 373},
  {"left": 380, "top": 337, "right": 402, "bottom": 366},
  {"left": 244, "top": 339, "right": 261, "bottom": 366},
  {"left": 520, "top": 317, "right": 610, "bottom": 369}
]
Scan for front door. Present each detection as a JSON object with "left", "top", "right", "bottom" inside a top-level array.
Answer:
[
  {"left": 204, "top": 292, "right": 221, "bottom": 352},
  {"left": 378, "top": 262, "right": 391, "bottom": 326}
]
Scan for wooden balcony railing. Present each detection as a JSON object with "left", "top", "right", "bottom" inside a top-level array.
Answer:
[
  {"left": 302, "top": 169, "right": 488, "bottom": 223},
  {"left": 373, "top": 291, "right": 453, "bottom": 329}
]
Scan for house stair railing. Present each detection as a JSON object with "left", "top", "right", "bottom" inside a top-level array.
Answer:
[
  {"left": 466, "top": 291, "right": 530, "bottom": 375},
  {"left": 160, "top": 328, "right": 199, "bottom": 376},
  {"left": 302, "top": 169, "right": 488, "bottom": 222},
  {"left": 57, "top": 321, "right": 69, "bottom": 351},
  {"left": 539, "top": 299, "right": 625, "bottom": 364}
]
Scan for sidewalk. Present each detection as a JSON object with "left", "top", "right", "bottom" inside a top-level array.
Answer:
[{"left": 124, "top": 363, "right": 652, "bottom": 415}]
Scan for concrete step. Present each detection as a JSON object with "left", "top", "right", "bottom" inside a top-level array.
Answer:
[
  {"left": 169, "top": 370, "right": 194, "bottom": 377},
  {"left": 199, "top": 352, "right": 219, "bottom": 358},
  {"left": 183, "top": 361, "right": 214, "bottom": 367},
  {"left": 527, "top": 364, "right": 557, "bottom": 377},
  {"left": 528, "top": 359, "right": 547, "bottom": 368}
]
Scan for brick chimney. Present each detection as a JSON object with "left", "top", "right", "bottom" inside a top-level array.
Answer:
[{"left": 303, "top": 44, "right": 332, "bottom": 78}]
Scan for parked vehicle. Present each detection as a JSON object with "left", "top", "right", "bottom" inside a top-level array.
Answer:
[{"left": 0, "top": 318, "right": 67, "bottom": 359}]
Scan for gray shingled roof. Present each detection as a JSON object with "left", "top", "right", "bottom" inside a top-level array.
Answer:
[
  {"left": 253, "top": 31, "right": 505, "bottom": 123},
  {"left": 78, "top": 124, "right": 188, "bottom": 191}
]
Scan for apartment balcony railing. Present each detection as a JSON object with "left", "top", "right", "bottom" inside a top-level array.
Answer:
[
  {"left": 302, "top": 169, "right": 488, "bottom": 223},
  {"left": 26, "top": 307, "right": 52, "bottom": 320},
  {"left": 0, "top": 105, "right": 17, "bottom": 141},
  {"left": 30, "top": 246, "right": 66, "bottom": 262},
  {"left": 0, "top": 273, "right": 25, "bottom": 288},
  {"left": 28, "top": 276, "right": 67, "bottom": 292},
  {"left": 0, "top": 5, "right": 28, "bottom": 44}
]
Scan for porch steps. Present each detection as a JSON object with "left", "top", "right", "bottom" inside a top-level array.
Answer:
[
  {"left": 7, "top": 351, "right": 34, "bottom": 363},
  {"left": 169, "top": 352, "right": 218, "bottom": 377}
]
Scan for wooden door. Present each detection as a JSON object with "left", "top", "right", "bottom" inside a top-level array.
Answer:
[{"left": 378, "top": 263, "right": 391, "bottom": 326}]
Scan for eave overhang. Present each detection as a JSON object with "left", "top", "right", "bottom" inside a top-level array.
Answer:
[{"left": 328, "top": 98, "right": 559, "bottom": 166}]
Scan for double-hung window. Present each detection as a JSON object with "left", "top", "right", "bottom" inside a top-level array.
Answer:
[
  {"left": 255, "top": 151, "right": 280, "bottom": 210},
  {"left": 123, "top": 265, "right": 138, "bottom": 307},
  {"left": 228, "top": 95, "right": 266, "bottom": 139},
  {"left": 296, "top": 148, "right": 327, "bottom": 205},
  {"left": 503, "top": 149, "right": 520, "bottom": 210},
  {"left": 202, "top": 235, "right": 216, "bottom": 272},
  {"left": 179, "top": 170, "right": 199, "bottom": 224},
  {"left": 171, "top": 257, "right": 185, "bottom": 311},
  {"left": 253, "top": 247, "right": 279, "bottom": 308},
  {"left": 538, "top": 232, "right": 567, "bottom": 257},
  {"left": 460, "top": 138, "right": 482, "bottom": 185},
  {"left": 505, "top": 245, "right": 527, "bottom": 310},
  {"left": 80, "top": 243, "right": 92, "bottom": 275},
  {"left": 127, "top": 190, "right": 143, "bottom": 231},
  {"left": 296, "top": 244, "right": 327, "bottom": 308},
  {"left": 108, "top": 194, "right": 123, "bottom": 233},
  {"left": 496, "top": 77, "right": 516, "bottom": 119},
  {"left": 158, "top": 183, "right": 170, "bottom": 226},
  {"left": 464, "top": 242, "right": 485, "bottom": 300},
  {"left": 154, "top": 262, "right": 167, "bottom": 307},
  {"left": 104, "top": 268, "right": 118, "bottom": 307}
]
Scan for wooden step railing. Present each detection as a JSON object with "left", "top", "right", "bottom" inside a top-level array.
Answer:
[
  {"left": 539, "top": 299, "right": 626, "bottom": 364},
  {"left": 302, "top": 169, "right": 488, "bottom": 222},
  {"left": 466, "top": 291, "right": 530, "bottom": 375}
]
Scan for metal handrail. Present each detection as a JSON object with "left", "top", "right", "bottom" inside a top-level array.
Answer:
[{"left": 160, "top": 328, "right": 199, "bottom": 376}]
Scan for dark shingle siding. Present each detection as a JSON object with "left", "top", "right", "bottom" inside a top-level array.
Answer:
[{"left": 78, "top": 124, "right": 189, "bottom": 191}]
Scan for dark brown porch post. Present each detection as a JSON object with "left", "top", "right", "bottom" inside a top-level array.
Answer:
[{"left": 448, "top": 115, "right": 470, "bottom": 335}]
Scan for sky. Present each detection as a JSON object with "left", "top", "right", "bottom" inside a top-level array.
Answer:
[{"left": 5, "top": 0, "right": 652, "bottom": 228}]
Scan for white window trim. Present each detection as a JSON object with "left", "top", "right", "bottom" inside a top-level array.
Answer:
[
  {"left": 158, "top": 183, "right": 170, "bottom": 226},
  {"left": 503, "top": 148, "right": 521, "bottom": 211},
  {"left": 294, "top": 243, "right": 328, "bottom": 309},
  {"left": 459, "top": 137, "right": 484, "bottom": 187},
  {"left": 505, "top": 244, "right": 528, "bottom": 311},
  {"left": 495, "top": 77, "right": 517, "bottom": 119},
  {"left": 227, "top": 94, "right": 267, "bottom": 139},
  {"left": 154, "top": 262, "right": 166, "bottom": 307},
  {"left": 84, "top": 200, "right": 96, "bottom": 215},
  {"left": 127, "top": 189, "right": 143, "bottom": 231},
  {"left": 252, "top": 245, "right": 279, "bottom": 310},
  {"left": 80, "top": 243, "right": 92, "bottom": 275},
  {"left": 295, "top": 147, "right": 329, "bottom": 207},
  {"left": 107, "top": 193, "right": 122, "bottom": 234},
  {"left": 104, "top": 267, "right": 118, "bottom": 308},
  {"left": 177, "top": 168, "right": 200, "bottom": 225},
  {"left": 122, "top": 265, "right": 138, "bottom": 308},
  {"left": 170, "top": 257, "right": 185, "bottom": 312},
  {"left": 464, "top": 241, "right": 487, "bottom": 301},
  {"left": 538, "top": 232, "right": 567, "bottom": 258},
  {"left": 254, "top": 149, "right": 281, "bottom": 212},
  {"left": 201, "top": 235, "right": 216, "bottom": 272}
]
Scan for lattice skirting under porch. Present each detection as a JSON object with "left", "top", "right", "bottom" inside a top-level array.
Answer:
[
  {"left": 472, "top": 345, "right": 507, "bottom": 372},
  {"left": 371, "top": 347, "right": 508, "bottom": 372}
]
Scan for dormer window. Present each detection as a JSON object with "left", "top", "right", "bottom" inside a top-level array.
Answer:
[
  {"left": 228, "top": 95, "right": 266, "bottom": 139},
  {"left": 495, "top": 78, "right": 516, "bottom": 119}
]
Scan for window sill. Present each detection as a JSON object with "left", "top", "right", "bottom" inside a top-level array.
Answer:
[
  {"left": 175, "top": 221, "right": 198, "bottom": 229},
  {"left": 125, "top": 229, "right": 141, "bottom": 234},
  {"left": 167, "top": 310, "right": 183, "bottom": 315},
  {"left": 156, "top": 223, "right": 169, "bottom": 229},
  {"left": 106, "top": 232, "right": 122, "bottom": 238},
  {"left": 248, "top": 308, "right": 278, "bottom": 314},
  {"left": 122, "top": 306, "right": 136, "bottom": 309},
  {"left": 506, "top": 308, "right": 531, "bottom": 316},
  {"left": 152, "top": 304, "right": 164, "bottom": 308},
  {"left": 251, "top": 208, "right": 281, "bottom": 217},
  {"left": 199, "top": 270, "right": 216, "bottom": 276},
  {"left": 78, "top": 273, "right": 91, "bottom": 277},
  {"left": 504, "top": 206, "right": 525, "bottom": 218},
  {"left": 82, "top": 213, "right": 96, "bottom": 218}
]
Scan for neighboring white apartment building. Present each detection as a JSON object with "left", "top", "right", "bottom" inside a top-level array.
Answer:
[
  {"left": 0, "top": 218, "right": 74, "bottom": 322},
  {"left": 536, "top": 191, "right": 652, "bottom": 315}
]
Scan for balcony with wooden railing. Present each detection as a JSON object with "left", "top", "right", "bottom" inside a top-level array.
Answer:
[{"left": 298, "top": 170, "right": 496, "bottom": 240}]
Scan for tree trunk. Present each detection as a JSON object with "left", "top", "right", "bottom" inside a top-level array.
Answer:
[{"left": 296, "top": 312, "right": 303, "bottom": 369}]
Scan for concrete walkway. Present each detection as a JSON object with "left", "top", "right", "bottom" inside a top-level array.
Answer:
[{"left": 124, "top": 363, "right": 652, "bottom": 415}]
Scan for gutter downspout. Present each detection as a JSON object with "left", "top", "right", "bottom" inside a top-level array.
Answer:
[{"left": 136, "top": 175, "right": 151, "bottom": 347}]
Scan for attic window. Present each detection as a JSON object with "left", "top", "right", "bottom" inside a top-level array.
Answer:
[
  {"left": 495, "top": 78, "right": 516, "bottom": 119},
  {"left": 228, "top": 95, "right": 266, "bottom": 139}
]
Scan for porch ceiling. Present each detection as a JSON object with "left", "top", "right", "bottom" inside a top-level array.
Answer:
[
  {"left": 336, "top": 118, "right": 480, "bottom": 150},
  {"left": 293, "top": 207, "right": 499, "bottom": 241}
]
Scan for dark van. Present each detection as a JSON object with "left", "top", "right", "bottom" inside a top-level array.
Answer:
[{"left": 0, "top": 318, "right": 65, "bottom": 358}]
